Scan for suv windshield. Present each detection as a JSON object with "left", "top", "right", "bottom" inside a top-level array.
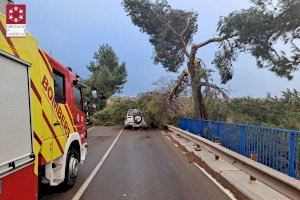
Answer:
[{"left": 128, "top": 109, "right": 139, "bottom": 116}]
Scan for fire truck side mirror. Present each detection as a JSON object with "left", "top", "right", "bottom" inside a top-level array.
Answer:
[{"left": 92, "top": 90, "right": 97, "bottom": 99}]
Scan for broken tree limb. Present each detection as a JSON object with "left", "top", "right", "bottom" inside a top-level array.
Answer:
[{"left": 166, "top": 69, "right": 190, "bottom": 102}]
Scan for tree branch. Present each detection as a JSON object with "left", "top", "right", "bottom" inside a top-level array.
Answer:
[
  {"left": 180, "top": 18, "right": 190, "bottom": 37},
  {"left": 188, "top": 34, "right": 238, "bottom": 66},
  {"left": 200, "top": 82, "right": 230, "bottom": 103},
  {"left": 195, "top": 34, "right": 238, "bottom": 49},
  {"left": 167, "top": 23, "right": 190, "bottom": 57}
]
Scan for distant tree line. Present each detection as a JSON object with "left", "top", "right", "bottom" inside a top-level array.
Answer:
[{"left": 205, "top": 89, "right": 300, "bottom": 130}]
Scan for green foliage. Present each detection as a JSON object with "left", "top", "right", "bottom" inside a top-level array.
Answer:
[
  {"left": 205, "top": 97, "right": 228, "bottom": 121},
  {"left": 91, "top": 93, "right": 187, "bottom": 129},
  {"left": 92, "top": 98, "right": 136, "bottom": 126},
  {"left": 111, "top": 98, "right": 137, "bottom": 125},
  {"left": 92, "top": 89, "right": 300, "bottom": 131},
  {"left": 215, "top": 0, "right": 300, "bottom": 82},
  {"left": 92, "top": 107, "right": 115, "bottom": 126},
  {"left": 86, "top": 44, "right": 127, "bottom": 110},
  {"left": 136, "top": 93, "right": 182, "bottom": 129},
  {"left": 205, "top": 89, "right": 300, "bottom": 130},
  {"left": 123, "top": 0, "right": 198, "bottom": 72}
]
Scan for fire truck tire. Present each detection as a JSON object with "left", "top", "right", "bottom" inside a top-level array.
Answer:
[{"left": 62, "top": 147, "right": 79, "bottom": 188}]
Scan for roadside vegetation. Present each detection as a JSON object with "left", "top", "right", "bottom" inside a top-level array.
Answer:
[
  {"left": 91, "top": 93, "right": 188, "bottom": 129},
  {"left": 206, "top": 89, "right": 300, "bottom": 130},
  {"left": 91, "top": 89, "right": 300, "bottom": 130},
  {"left": 91, "top": 76, "right": 192, "bottom": 129},
  {"left": 91, "top": 98, "right": 136, "bottom": 126}
]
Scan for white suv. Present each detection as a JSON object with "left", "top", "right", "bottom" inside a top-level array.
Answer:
[{"left": 124, "top": 109, "right": 146, "bottom": 129}]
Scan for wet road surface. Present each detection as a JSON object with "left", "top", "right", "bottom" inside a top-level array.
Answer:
[{"left": 42, "top": 127, "right": 230, "bottom": 200}]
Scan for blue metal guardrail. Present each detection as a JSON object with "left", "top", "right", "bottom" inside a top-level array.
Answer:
[{"left": 179, "top": 118, "right": 300, "bottom": 179}]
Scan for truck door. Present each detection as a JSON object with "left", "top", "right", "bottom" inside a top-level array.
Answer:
[
  {"left": 52, "top": 70, "right": 67, "bottom": 158},
  {"left": 73, "top": 85, "right": 86, "bottom": 140}
]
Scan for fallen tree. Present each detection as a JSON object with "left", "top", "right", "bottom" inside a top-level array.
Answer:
[
  {"left": 123, "top": 0, "right": 300, "bottom": 119},
  {"left": 123, "top": 1, "right": 236, "bottom": 119}
]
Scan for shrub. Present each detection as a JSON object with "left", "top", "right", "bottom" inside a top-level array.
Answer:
[
  {"left": 92, "top": 107, "right": 115, "bottom": 126},
  {"left": 137, "top": 93, "right": 181, "bottom": 129},
  {"left": 91, "top": 93, "right": 191, "bottom": 129},
  {"left": 91, "top": 98, "right": 136, "bottom": 126}
]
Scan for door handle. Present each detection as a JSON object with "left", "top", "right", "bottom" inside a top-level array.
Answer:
[{"left": 54, "top": 122, "right": 60, "bottom": 126}]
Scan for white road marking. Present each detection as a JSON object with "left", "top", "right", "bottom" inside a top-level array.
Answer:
[
  {"left": 72, "top": 129, "right": 123, "bottom": 200},
  {"left": 193, "top": 163, "right": 237, "bottom": 200},
  {"left": 87, "top": 127, "right": 94, "bottom": 131}
]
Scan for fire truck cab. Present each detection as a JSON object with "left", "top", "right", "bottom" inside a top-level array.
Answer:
[{"left": 0, "top": 10, "right": 88, "bottom": 199}]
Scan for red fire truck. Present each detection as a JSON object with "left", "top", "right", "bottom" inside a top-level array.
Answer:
[{"left": 0, "top": 8, "right": 91, "bottom": 199}]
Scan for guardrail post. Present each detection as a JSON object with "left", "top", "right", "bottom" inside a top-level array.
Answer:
[
  {"left": 239, "top": 126, "right": 246, "bottom": 156},
  {"left": 250, "top": 154, "right": 258, "bottom": 181},
  {"left": 215, "top": 140, "right": 221, "bottom": 160},
  {"left": 288, "top": 131, "right": 295, "bottom": 177}
]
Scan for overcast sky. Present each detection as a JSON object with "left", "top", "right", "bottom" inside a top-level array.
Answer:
[{"left": 18, "top": 0, "right": 300, "bottom": 97}]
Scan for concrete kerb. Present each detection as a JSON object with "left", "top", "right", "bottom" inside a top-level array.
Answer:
[{"left": 167, "top": 131, "right": 290, "bottom": 200}]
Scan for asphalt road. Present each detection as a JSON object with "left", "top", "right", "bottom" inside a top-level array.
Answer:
[{"left": 41, "top": 127, "right": 230, "bottom": 200}]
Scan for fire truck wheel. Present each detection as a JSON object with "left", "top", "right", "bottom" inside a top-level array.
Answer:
[{"left": 63, "top": 147, "right": 79, "bottom": 188}]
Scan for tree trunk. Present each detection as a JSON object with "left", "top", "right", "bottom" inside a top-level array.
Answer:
[
  {"left": 188, "top": 57, "right": 208, "bottom": 119},
  {"left": 190, "top": 78, "right": 208, "bottom": 119}
]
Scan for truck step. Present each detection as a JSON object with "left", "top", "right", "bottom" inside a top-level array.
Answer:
[
  {"left": 52, "top": 164, "right": 63, "bottom": 172},
  {"left": 52, "top": 179, "right": 64, "bottom": 186}
]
